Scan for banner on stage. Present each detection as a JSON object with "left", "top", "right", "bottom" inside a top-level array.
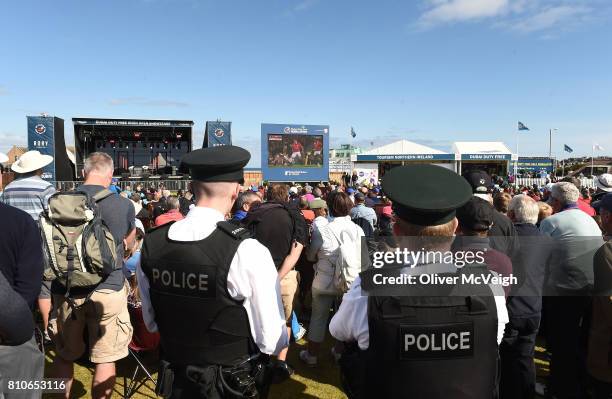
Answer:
[{"left": 261, "top": 123, "right": 329, "bottom": 182}]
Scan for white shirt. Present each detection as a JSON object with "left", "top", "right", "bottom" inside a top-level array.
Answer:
[
  {"left": 136, "top": 206, "right": 289, "bottom": 355},
  {"left": 312, "top": 215, "right": 329, "bottom": 233},
  {"left": 330, "top": 274, "right": 509, "bottom": 350}
]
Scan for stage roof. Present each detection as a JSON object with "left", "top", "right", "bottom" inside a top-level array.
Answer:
[
  {"left": 452, "top": 141, "right": 512, "bottom": 155},
  {"left": 72, "top": 117, "right": 194, "bottom": 127},
  {"left": 361, "top": 140, "right": 445, "bottom": 155}
]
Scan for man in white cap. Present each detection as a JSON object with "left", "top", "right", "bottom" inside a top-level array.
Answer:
[{"left": 0, "top": 149, "right": 56, "bottom": 343}]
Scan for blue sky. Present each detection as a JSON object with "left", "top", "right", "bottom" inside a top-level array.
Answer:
[{"left": 1, "top": 0, "right": 611, "bottom": 166}]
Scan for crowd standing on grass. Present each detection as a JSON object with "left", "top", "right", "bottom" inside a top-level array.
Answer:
[{"left": 0, "top": 148, "right": 612, "bottom": 398}]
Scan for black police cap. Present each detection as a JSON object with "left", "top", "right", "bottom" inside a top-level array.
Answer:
[
  {"left": 180, "top": 145, "right": 251, "bottom": 183},
  {"left": 462, "top": 170, "right": 493, "bottom": 193},
  {"left": 381, "top": 164, "right": 472, "bottom": 226}
]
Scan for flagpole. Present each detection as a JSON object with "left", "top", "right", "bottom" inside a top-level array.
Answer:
[
  {"left": 591, "top": 145, "right": 594, "bottom": 177},
  {"left": 514, "top": 128, "right": 519, "bottom": 185},
  {"left": 562, "top": 157, "right": 565, "bottom": 177}
]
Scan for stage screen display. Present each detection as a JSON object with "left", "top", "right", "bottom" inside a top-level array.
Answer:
[{"left": 261, "top": 124, "right": 329, "bottom": 182}]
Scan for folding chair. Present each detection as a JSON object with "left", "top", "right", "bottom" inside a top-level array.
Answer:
[{"left": 123, "top": 302, "right": 160, "bottom": 398}]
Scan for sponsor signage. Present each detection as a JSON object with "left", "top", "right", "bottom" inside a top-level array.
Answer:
[
  {"left": 461, "top": 153, "right": 512, "bottom": 161},
  {"left": 261, "top": 123, "right": 329, "bottom": 182},
  {"left": 357, "top": 154, "right": 455, "bottom": 161},
  {"left": 27, "top": 115, "right": 57, "bottom": 180},
  {"left": 515, "top": 157, "right": 554, "bottom": 173},
  {"left": 204, "top": 121, "right": 232, "bottom": 147},
  {"left": 72, "top": 118, "right": 193, "bottom": 127}
]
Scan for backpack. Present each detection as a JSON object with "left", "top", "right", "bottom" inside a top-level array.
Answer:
[
  {"left": 329, "top": 224, "right": 363, "bottom": 293},
  {"left": 40, "top": 189, "right": 117, "bottom": 295}
]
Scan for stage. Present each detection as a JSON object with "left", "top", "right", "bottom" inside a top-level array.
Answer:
[{"left": 73, "top": 117, "right": 194, "bottom": 178}]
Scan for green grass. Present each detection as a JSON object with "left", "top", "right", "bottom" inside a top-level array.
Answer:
[
  {"left": 43, "top": 336, "right": 347, "bottom": 399},
  {"left": 43, "top": 337, "right": 553, "bottom": 398}
]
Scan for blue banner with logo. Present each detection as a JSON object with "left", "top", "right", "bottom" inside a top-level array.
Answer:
[
  {"left": 357, "top": 153, "right": 455, "bottom": 161},
  {"left": 515, "top": 157, "right": 554, "bottom": 173},
  {"left": 204, "top": 121, "right": 232, "bottom": 147},
  {"left": 461, "top": 153, "right": 512, "bottom": 161},
  {"left": 27, "top": 115, "right": 56, "bottom": 180},
  {"left": 261, "top": 123, "right": 329, "bottom": 182}
]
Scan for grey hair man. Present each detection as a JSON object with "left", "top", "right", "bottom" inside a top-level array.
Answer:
[
  {"left": 549, "top": 181, "right": 580, "bottom": 214},
  {"left": 508, "top": 194, "right": 539, "bottom": 225},
  {"left": 501, "top": 194, "right": 552, "bottom": 398},
  {"left": 539, "top": 182, "right": 604, "bottom": 398},
  {"left": 50, "top": 152, "right": 136, "bottom": 399},
  {"left": 232, "top": 191, "right": 261, "bottom": 222}
]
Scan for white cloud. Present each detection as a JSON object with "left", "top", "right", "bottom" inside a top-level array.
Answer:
[
  {"left": 108, "top": 97, "right": 190, "bottom": 108},
  {"left": 419, "top": 0, "right": 510, "bottom": 26},
  {"left": 508, "top": 5, "right": 590, "bottom": 33},
  {"left": 416, "top": 0, "right": 600, "bottom": 35},
  {"left": 294, "top": 0, "right": 318, "bottom": 12}
]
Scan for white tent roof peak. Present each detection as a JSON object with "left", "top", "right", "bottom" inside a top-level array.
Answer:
[
  {"left": 362, "top": 139, "right": 445, "bottom": 155},
  {"left": 452, "top": 141, "right": 512, "bottom": 154}
]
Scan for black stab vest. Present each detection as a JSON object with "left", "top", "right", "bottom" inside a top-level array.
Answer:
[
  {"left": 140, "top": 221, "right": 256, "bottom": 367},
  {"left": 362, "top": 264, "right": 499, "bottom": 399}
]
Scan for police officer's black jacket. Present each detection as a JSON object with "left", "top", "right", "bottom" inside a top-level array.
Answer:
[
  {"left": 140, "top": 221, "right": 258, "bottom": 367},
  {"left": 360, "top": 263, "right": 499, "bottom": 399}
]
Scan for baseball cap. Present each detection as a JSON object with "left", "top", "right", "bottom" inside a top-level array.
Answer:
[
  {"left": 354, "top": 192, "right": 365, "bottom": 201},
  {"left": 462, "top": 170, "right": 493, "bottom": 194},
  {"left": 309, "top": 199, "right": 327, "bottom": 209},
  {"left": 593, "top": 192, "right": 612, "bottom": 212},
  {"left": 456, "top": 197, "right": 495, "bottom": 232},
  {"left": 347, "top": 188, "right": 355, "bottom": 194}
]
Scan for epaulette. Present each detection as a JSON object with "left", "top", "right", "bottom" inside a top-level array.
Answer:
[{"left": 216, "top": 221, "right": 251, "bottom": 240}]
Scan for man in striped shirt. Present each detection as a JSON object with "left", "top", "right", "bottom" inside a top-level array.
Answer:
[
  {"left": 0, "top": 150, "right": 56, "bottom": 343},
  {"left": 0, "top": 171, "right": 56, "bottom": 218}
]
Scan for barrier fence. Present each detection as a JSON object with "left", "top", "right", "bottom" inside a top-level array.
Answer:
[
  {"left": 54, "top": 180, "right": 192, "bottom": 192},
  {"left": 54, "top": 177, "right": 597, "bottom": 192},
  {"left": 515, "top": 177, "right": 595, "bottom": 188}
]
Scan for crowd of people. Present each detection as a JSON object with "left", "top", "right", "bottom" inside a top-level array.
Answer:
[{"left": 0, "top": 147, "right": 611, "bottom": 399}]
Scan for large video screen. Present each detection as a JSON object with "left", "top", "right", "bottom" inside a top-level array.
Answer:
[
  {"left": 267, "top": 134, "right": 324, "bottom": 168},
  {"left": 261, "top": 124, "right": 329, "bottom": 182}
]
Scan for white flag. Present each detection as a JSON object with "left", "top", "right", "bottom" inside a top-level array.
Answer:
[{"left": 593, "top": 143, "right": 604, "bottom": 151}]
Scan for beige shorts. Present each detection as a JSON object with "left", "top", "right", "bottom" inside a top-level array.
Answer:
[
  {"left": 280, "top": 270, "right": 299, "bottom": 324},
  {"left": 49, "top": 283, "right": 133, "bottom": 364}
]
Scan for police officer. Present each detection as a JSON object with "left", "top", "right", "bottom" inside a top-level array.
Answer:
[
  {"left": 136, "top": 146, "right": 288, "bottom": 398},
  {"left": 329, "top": 164, "right": 509, "bottom": 399}
]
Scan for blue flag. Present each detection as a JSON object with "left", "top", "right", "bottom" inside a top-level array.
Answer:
[
  {"left": 518, "top": 121, "right": 529, "bottom": 131},
  {"left": 350, "top": 126, "right": 356, "bottom": 138},
  {"left": 564, "top": 144, "right": 573, "bottom": 153}
]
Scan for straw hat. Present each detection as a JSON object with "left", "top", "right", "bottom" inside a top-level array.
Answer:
[
  {"left": 11, "top": 150, "right": 53, "bottom": 174},
  {"left": 595, "top": 173, "right": 612, "bottom": 193}
]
